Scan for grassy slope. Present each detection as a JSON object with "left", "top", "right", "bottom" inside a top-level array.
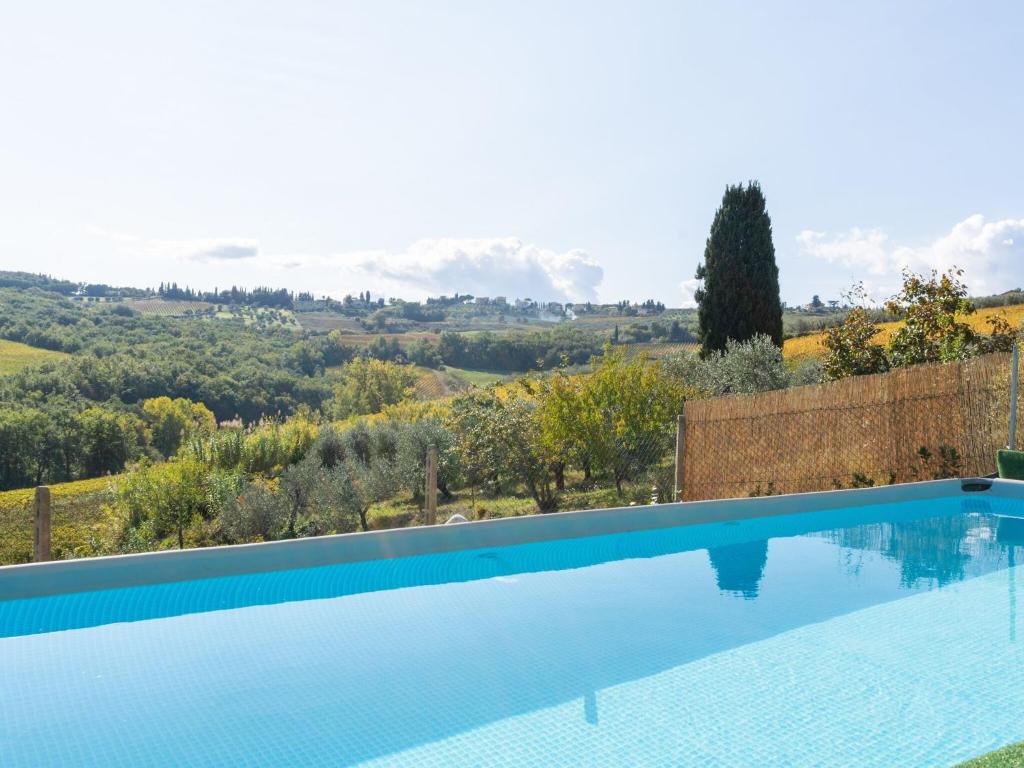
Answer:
[
  {"left": 0, "top": 476, "right": 118, "bottom": 565},
  {"left": 212, "top": 307, "right": 300, "bottom": 330},
  {"left": 783, "top": 304, "right": 1024, "bottom": 359},
  {"left": 294, "top": 312, "right": 364, "bottom": 333},
  {"left": 331, "top": 331, "right": 441, "bottom": 346},
  {"left": 622, "top": 341, "right": 700, "bottom": 359},
  {"left": 0, "top": 339, "right": 68, "bottom": 375},
  {"left": 442, "top": 366, "right": 507, "bottom": 387},
  {"left": 367, "top": 476, "right": 659, "bottom": 530},
  {"left": 955, "top": 743, "right": 1024, "bottom": 767},
  {"left": 123, "top": 298, "right": 299, "bottom": 329},
  {"left": 411, "top": 365, "right": 507, "bottom": 400}
]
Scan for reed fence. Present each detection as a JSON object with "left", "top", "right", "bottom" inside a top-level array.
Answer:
[{"left": 679, "top": 351, "right": 1021, "bottom": 501}]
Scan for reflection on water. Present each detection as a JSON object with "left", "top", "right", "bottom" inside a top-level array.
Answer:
[
  {"left": 707, "top": 540, "right": 769, "bottom": 599},
  {"left": 998, "top": 515, "right": 1024, "bottom": 547},
  {"left": 704, "top": 502, "right": 1024, "bottom": 602},
  {"left": 817, "top": 503, "right": 1024, "bottom": 589}
]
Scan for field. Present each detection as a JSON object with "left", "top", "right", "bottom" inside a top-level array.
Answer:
[
  {"left": 569, "top": 312, "right": 690, "bottom": 333},
  {"left": 332, "top": 331, "right": 442, "bottom": 347},
  {"left": 213, "top": 306, "right": 300, "bottom": 330},
  {"left": 622, "top": 341, "right": 700, "bottom": 359},
  {"left": 123, "top": 299, "right": 300, "bottom": 329},
  {"left": 443, "top": 366, "right": 508, "bottom": 387},
  {"left": 411, "top": 366, "right": 508, "bottom": 400},
  {"left": 124, "top": 298, "right": 214, "bottom": 315},
  {"left": 294, "top": 312, "right": 366, "bottom": 333},
  {"left": 0, "top": 339, "right": 68, "bottom": 375},
  {"left": 783, "top": 304, "right": 1024, "bottom": 359},
  {"left": 0, "top": 476, "right": 118, "bottom": 565}
]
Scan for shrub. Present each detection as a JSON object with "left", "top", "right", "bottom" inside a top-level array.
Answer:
[
  {"left": 665, "top": 334, "right": 793, "bottom": 396},
  {"left": 822, "top": 307, "right": 889, "bottom": 380}
]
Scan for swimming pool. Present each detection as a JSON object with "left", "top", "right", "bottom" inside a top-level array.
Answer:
[{"left": 2, "top": 480, "right": 1024, "bottom": 766}]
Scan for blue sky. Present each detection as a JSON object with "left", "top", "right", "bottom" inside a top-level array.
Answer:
[{"left": 2, "top": 1, "right": 1022, "bottom": 306}]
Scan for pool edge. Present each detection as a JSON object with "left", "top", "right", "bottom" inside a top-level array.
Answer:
[{"left": 2, "top": 478, "right": 1022, "bottom": 600}]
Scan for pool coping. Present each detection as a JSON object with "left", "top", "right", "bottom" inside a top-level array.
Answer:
[{"left": 2, "top": 478, "right": 1022, "bottom": 601}]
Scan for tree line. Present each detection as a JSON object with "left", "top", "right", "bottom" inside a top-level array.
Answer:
[{"left": 157, "top": 282, "right": 294, "bottom": 308}]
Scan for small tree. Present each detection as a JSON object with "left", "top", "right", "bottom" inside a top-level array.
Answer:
[
  {"left": 446, "top": 391, "right": 508, "bottom": 499},
  {"left": 116, "top": 457, "right": 210, "bottom": 549},
  {"left": 664, "top": 335, "right": 795, "bottom": 395},
  {"left": 219, "top": 477, "right": 286, "bottom": 543},
  {"left": 823, "top": 269, "right": 1019, "bottom": 380},
  {"left": 340, "top": 447, "right": 401, "bottom": 531},
  {"left": 142, "top": 396, "right": 216, "bottom": 458},
  {"left": 823, "top": 306, "right": 889, "bottom": 380},
  {"left": 446, "top": 390, "right": 560, "bottom": 512},
  {"left": 326, "top": 421, "right": 403, "bottom": 531},
  {"left": 885, "top": 268, "right": 978, "bottom": 366},
  {"left": 538, "top": 370, "right": 592, "bottom": 485},
  {"left": 282, "top": 457, "right": 365, "bottom": 536},
  {"left": 329, "top": 358, "right": 416, "bottom": 418},
  {"left": 547, "top": 347, "right": 685, "bottom": 495},
  {"left": 395, "top": 419, "right": 459, "bottom": 502},
  {"left": 707, "top": 335, "right": 791, "bottom": 394}
]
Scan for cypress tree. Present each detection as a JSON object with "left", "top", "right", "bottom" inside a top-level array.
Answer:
[{"left": 695, "top": 181, "right": 783, "bottom": 356}]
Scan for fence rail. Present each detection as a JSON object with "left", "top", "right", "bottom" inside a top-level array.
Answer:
[{"left": 680, "top": 351, "right": 1020, "bottom": 501}]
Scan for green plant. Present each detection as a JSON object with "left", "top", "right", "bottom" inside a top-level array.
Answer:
[
  {"left": 695, "top": 181, "right": 783, "bottom": 355},
  {"left": 885, "top": 268, "right": 979, "bottom": 366},
  {"left": 850, "top": 473, "right": 875, "bottom": 488},
  {"left": 748, "top": 481, "right": 777, "bottom": 497},
  {"left": 822, "top": 305, "right": 889, "bottom": 380},
  {"left": 911, "top": 445, "right": 964, "bottom": 480}
]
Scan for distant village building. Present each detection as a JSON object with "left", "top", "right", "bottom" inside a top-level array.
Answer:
[
  {"left": 515, "top": 298, "right": 534, "bottom": 310},
  {"left": 475, "top": 296, "right": 490, "bottom": 305},
  {"left": 493, "top": 296, "right": 507, "bottom": 306},
  {"left": 547, "top": 301, "right": 563, "bottom": 314}
]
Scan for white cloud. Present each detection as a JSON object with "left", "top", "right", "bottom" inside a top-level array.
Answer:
[
  {"left": 795, "top": 227, "right": 890, "bottom": 276},
  {"left": 679, "top": 277, "right": 701, "bottom": 308},
  {"left": 87, "top": 228, "right": 602, "bottom": 302},
  {"left": 797, "top": 214, "right": 1024, "bottom": 299},
  {"left": 180, "top": 239, "right": 259, "bottom": 262},
  {"left": 88, "top": 226, "right": 259, "bottom": 262},
  {"left": 273, "top": 238, "right": 604, "bottom": 303}
]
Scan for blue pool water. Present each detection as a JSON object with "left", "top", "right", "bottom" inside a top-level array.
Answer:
[{"left": 3, "top": 494, "right": 1024, "bottom": 766}]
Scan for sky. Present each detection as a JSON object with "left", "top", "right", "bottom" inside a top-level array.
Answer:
[{"left": 2, "top": 1, "right": 1023, "bottom": 307}]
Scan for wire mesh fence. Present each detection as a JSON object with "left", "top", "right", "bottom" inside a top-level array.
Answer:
[
  {"left": 680, "top": 351, "right": 1022, "bottom": 501},
  {"left": 0, "top": 477, "right": 117, "bottom": 565},
  {"left": 424, "top": 420, "right": 680, "bottom": 524}
]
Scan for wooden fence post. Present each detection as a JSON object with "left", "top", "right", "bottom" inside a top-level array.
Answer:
[
  {"left": 674, "top": 411, "right": 685, "bottom": 502},
  {"left": 33, "top": 486, "right": 51, "bottom": 563},
  {"left": 425, "top": 445, "right": 438, "bottom": 525}
]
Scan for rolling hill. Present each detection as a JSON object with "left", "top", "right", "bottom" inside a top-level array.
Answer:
[{"left": 0, "top": 339, "right": 68, "bottom": 375}]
